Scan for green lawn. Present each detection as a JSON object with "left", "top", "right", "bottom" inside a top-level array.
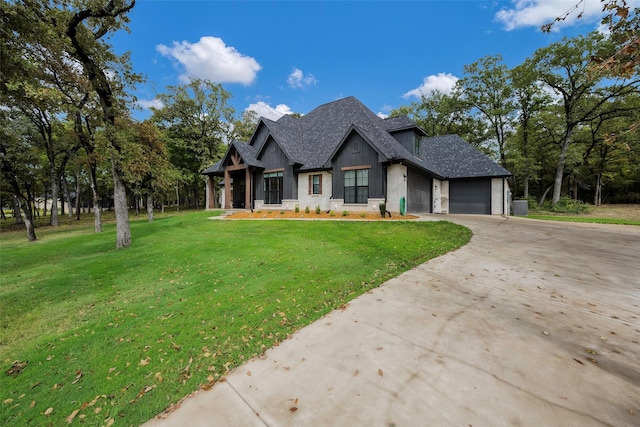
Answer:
[
  {"left": 526, "top": 214, "right": 640, "bottom": 226},
  {"left": 0, "top": 211, "right": 470, "bottom": 426}
]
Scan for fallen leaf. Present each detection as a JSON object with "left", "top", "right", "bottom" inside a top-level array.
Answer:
[
  {"left": 246, "top": 370, "right": 252, "bottom": 376},
  {"left": 106, "top": 417, "right": 114, "bottom": 426},
  {"left": 378, "top": 368, "right": 384, "bottom": 377},
  {"left": 573, "top": 358, "right": 585, "bottom": 365},
  {"left": 543, "top": 331, "right": 550, "bottom": 336},
  {"left": 66, "top": 409, "right": 79, "bottom": 423},
  {"left": 140, "top": 357, "right": 150, "bottom": 366},
  {"left": 3, "top": 398, "right": 14, "bottom": 404},
  {"left": 44, "top": 407, "right": 54, "bottom": 416},
  {"left": 289, "top": 407, "right": 298, "bottom": 412},
  {"left": 6, "top": 361, "right": 28, "bottom": 377}
]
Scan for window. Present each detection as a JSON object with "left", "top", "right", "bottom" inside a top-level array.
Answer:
[
  {"left": 309, "top": 174, "right": 322, "bottom": 195},
  {"left": 414, "top": 135, "right": 422, "bottom": 155},
  {"left": 344, "top": 169, "right": 368, "bottom": 204},
  {"left": 263, "top": 171, "right": 283, "bottom": 204}
]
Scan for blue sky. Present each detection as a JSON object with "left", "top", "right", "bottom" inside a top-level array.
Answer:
[{"left": 112, "top": 0, "right": 622, "bottom": 121}]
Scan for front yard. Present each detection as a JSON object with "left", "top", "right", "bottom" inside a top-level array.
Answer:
[{"left": 0, "top": 211, "right": 469, "bottom": 426}]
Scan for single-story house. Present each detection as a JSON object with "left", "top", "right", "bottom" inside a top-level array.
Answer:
[{"left": 203, "top": 96, "right": 511, "bottom": 215}]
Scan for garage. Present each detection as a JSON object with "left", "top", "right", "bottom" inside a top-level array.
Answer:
[
  {"left": 407, "top": 169, "right": 432, "bottom": 213},
  {"left": 449, "top": 178, "right": 491, "bottom": 214}
]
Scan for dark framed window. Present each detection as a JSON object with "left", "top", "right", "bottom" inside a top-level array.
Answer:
[
  {"left": 309, "top": 174, "right": 322, "bottom": 195},
  {"left": 344, "top": 169, "right": 369, "bottom": 204},
  {"left": 263, "top": 171, "right": 283, "bottom": 204},
  {"left": 414, "top": 135, "right": 422, "bottom": 155}
]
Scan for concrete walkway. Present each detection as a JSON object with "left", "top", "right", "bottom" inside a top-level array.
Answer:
[{"left": 145, "top": 216, "right": 640, "bottom": 427}]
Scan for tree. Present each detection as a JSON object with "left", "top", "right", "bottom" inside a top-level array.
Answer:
[
  {"left": 232, "top": 110, "right": 259, "bottom": 142},
  {"left": 457, "top": 55, "right": 515, "bottom": 168},
  {"left": 0, "top": 111, "right": 41, "bottom": 241},
  {"left": 389, "top": 90, "right": 489, "bottom": 149},
  {"left": 118, "top": 119, "right": 177, "bottom": 221},
  {"left": 543, "top": 0, "right": 639, "bottom": 78},
  {"left": 64, "top": 0, "right": 139, "bottom": 248},
  {"left": 526, "top": 33, "right": 640, "bottom": 206},
  {"left": 152, "top": 78, "right": 235, "bottom": 208},
  {"left": 508, "top": 62, "right": 553, "bottom": 198}
]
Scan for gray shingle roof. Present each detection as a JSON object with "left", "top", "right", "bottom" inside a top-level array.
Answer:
[
  {"left": 203, "top": 97, "right": 510, "bottom": 179},
  {"left": 421, "top": 135, "right": 511, "bottom": 178}
]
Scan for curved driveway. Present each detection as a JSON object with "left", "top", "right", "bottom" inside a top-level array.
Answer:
[{"left": 146, "top": 216, "right": 640, "bottom": 427}]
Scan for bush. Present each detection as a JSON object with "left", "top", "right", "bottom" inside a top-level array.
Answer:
[
  {"left": 294, "top": 204, "right": 300, "bottom": 213},
  {"left": 360, "top": 212, "right": 367, "bottom": 218},
  {"left": 305, "top": 206, "right": 310, "bottom": 214},
  {"left": 315, "top": 205, "right": 321, "bottom": 214},
  {"left": 378, "top": 202, "right": 386, "bottom": 218},
  {"left": 342, "top": 210, "right": 349, "bottom": 217},
  {"left": 547, "top": 197, "right": 592, "bottom": 214},
  {"left": 329, "top": 210, "right": 336, "bottom": 217}
]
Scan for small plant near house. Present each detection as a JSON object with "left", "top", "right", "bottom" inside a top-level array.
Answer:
[
  {"left": 378, "top": 202, "right": 386, "bottom": 218},
  {"left": 342, "top": 210, "right": 350, "bottom": 217},
  {"left": 256, "top": 210, "right": 262, "bottom": 214},
  {"left": 305, "top": 205, "right": 310, "bottom": 214},
  {"left": 280, "top": 211, "right": 285, "bottom": 215},
  {"left": 315, "top": 205, "right": 321, "bottom": 214},
  {"left": 329, "top": 210, "right": 336, "bottom": 217},
  {"left": 360, "top": 212, "right": 367, "bottom": 218},
  {"left": 294, "top": 204, "right": 300, "bottom": 213}
]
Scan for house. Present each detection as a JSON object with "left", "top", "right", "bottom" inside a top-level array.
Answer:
[{"left": 203, "top": 96, "right": 511, "bottom": 215}]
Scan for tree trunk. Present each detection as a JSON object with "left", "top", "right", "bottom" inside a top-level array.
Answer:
[
  {"left": 594, "top": 174, "right": 602, "bottom": 206},
  {"left": 62, "top": 175, "right": 73, "bottom": 218},
  {"left": 49, "top": 167, "right": 59, "bottom": 226},
  {"left": 552, "top": 129, "right": 573, "bottom": 207},
  {"left": 22, "top": 201, "right": 37, "bottom": 241},
  {"left": 87, "top": 168, "right": 102, "bottom": 233},
  {"left": 538, "top": 184, "right": 554, "bottom": 206},
  {"left": 112, "top": 160, "right": 131, "bottom": 249},
  {"left": 147, "top": 194, "right": 154, "bottom": 222},
  {"left": 75, "top": 174, "right": 81, "bottom": 221},
  {"left": 524, "top": 178, "right": 529, "bottom": 199},
  {"left": 13, "top": 195, "right": 23, "bottom": 224}
]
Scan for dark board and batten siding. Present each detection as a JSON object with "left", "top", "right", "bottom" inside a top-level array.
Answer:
[
  {"left": 330, "top": 132, "right": 383, "bottom": 200},
  {"left": 449, "top": 178, "right": 492, "bottom": 214},
  {"left": 255, "top": 137, "right": 296, "bottom": 201},
  {"left": 407, "top": 168, "right": 432, "bottom": 213}
]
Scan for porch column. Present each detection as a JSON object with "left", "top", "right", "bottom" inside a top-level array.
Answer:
[
  {"left": 207, "top": 176, "right": 215, "bottom": 209},
  {"left": 245, "top": 167, "right": 251, "bottom": 210},
  {"left": 224, "top": 169, "right": 231, "bottom": 209}
]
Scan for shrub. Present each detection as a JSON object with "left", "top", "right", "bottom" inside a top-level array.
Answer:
[
  {"left": 378, "top": 202, "right": 386, "bottom": 218},
  {"left": 305, "top": 206, "right": 310, "bottom": 214},
  {"left": 544, "top": 197, "right": 592, "bottom": 214},
  {"left": 360, "top": 212, "right": 367, "bottom": 218},
  {"left": 294, "top": 204, "right": 300, "bottom": 213},
  {"left": 329, "top": 210, "right": 336, "bottom": 217},
  {"left": 342, "top": 210, "right": 349, "bottom": 217},
  {"left": 315, "top": 205, "right": 321, "bottom": 214}
]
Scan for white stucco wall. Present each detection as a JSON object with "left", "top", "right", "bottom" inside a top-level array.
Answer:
[
  {"left": 386, "top": 164, "right": 407, "bottom": 214},
  {"left": 491, "top": 177, "right": 510, "bottom": 215},
  {"left": 433, "top": 179, "right": 449, "bottom": 214},
  {"left": 297, "top": 172, "right": 332, "bottom": 212}
]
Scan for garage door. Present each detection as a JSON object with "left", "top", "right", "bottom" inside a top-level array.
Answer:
[
  {"left": 449, "top": 179, "right": 491, "bottom": 214},
  {"left": 407, "top": 169, "right": 431, "bottom": 213}
]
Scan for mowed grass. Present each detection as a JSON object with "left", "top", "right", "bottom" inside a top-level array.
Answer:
[{"left": 0, "top": 211, "right": 470, "bottom": 426}]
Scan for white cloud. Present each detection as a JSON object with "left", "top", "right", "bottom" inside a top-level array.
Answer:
[
  {"left": 495, "top": 0, "right": 605, "bottom": 31},
  {"left": 137, "top": 98, "right": 164, "bottom": 110},
  {"left": 246, "top": 101, "right": 293, "bottom": 121},
  {"left": 287, "top": 68, "right": 318, "bottom": 89},
  {"left": 376, "top": 112, "right": 389, "bottom": 119},
  {"left": 403, "top": 73, "right": 459, "bottom": 99},
  {"left": 157, "top": 36, "right": 261, "bottom": 84}
]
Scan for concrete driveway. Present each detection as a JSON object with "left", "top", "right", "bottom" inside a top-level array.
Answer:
[{"left": 145, "top": 216, "right": 640, "bottom": 427}]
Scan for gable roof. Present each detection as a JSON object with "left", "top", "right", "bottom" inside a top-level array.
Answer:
[
  {"left": 421, "top": 135, "right": 511, "bottom": 179},
  {"left": 204, "top": 97, "right": 510, "bottom": 180}
]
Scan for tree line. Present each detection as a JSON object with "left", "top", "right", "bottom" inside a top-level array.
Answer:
[{"left": 1, "top": 0, "right": 638, "bottom": 246}]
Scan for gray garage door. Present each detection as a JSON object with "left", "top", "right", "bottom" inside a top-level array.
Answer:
[
  {"left": 407, "top": 169, "right": 431, "bottom": 213},
  {"left": 449, "top": 179, "right": 491, "bottom": 214}
]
